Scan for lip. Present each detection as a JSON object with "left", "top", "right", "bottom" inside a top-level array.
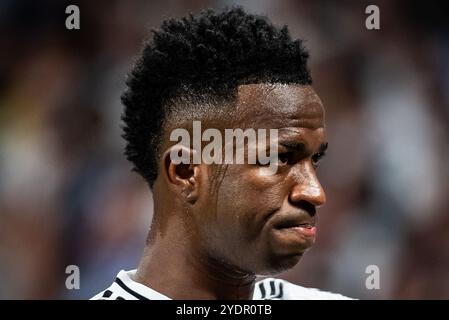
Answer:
[
  {"left": 272, "top": 213, "right": 317, "bottom": 230},
  {"left": 285, "top": 225, "right": 317, "bottom": 238},
  {"left": 270, "top": 212, "right": 318, "bottom": 245}
]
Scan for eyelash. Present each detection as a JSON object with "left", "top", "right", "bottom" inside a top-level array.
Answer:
[
  {"left": 278, "top": 152, "right": 293, "bottom": 165},
  {"left": 312, "top": 152, "right": 325, "bottom": 166},
  {"left": 277, "top": 151, "right": 325, "bottom": 166}
]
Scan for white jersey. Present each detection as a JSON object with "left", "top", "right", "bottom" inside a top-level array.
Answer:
[{"left": 91, "top": 270, "right": 352, "bottom": 300}]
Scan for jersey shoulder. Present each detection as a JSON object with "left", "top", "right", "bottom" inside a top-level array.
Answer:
[
  {"left": 90, "top": 270, "right": 354, "bottom": 300},
  {"left": 90, "top": 282, "right": 136, "bottom": 300},
  {"left": 253, "top": 277, "right": 354, "bottom": 300},
  {"left": 90, "top": 270, "right": 170, "bottom": 300}
]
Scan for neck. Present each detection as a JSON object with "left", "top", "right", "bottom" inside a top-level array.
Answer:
[{"left": 134, "top": 226, "right": 257, "bottom": 299}]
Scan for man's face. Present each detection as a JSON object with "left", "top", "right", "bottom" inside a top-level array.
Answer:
[{"left": 196, "top": 83, "right": 327, "bottom": 275}]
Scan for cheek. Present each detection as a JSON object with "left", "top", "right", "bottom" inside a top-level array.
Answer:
[
  {"left": 237, "top": 165, "right": 289, "bottom": 209},
  {"left": 215, "top": 165, "right": 288, "bottom": 237}
]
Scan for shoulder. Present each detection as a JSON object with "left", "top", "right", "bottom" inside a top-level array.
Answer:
[
  {"left": 90, "top": 269, "right": 170, "bottom": 300},
  {"left": 90, "top": 280, "right": 138, "bottom": 300},
  {"left": 253, "top": 277, "right": 354, "bottom": 300}
]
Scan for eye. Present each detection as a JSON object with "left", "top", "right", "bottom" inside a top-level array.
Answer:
[
  {"left": 312, "top": 152, "right": 325, "bottom": 167},
  {"left": 278, "top": 152, "right": 293, "bottom": 166}
]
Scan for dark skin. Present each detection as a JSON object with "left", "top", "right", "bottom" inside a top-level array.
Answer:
[{"left": 134, "top": 83, "right": 327, "bottom": 299}]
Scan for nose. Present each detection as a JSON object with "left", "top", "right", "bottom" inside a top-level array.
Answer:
[{"left": 288, "top": 163, "right": 326, "bottom": 208}]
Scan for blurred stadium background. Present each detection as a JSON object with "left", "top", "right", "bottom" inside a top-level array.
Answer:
[{"left": 0, "top": 0, "right": 448, "bottom": 299}]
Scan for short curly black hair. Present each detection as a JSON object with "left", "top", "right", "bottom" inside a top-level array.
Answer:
[{"left": 121, "top": 7, "right": 312, "bottom": 187}]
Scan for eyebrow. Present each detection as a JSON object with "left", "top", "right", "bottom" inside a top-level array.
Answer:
[
  {"left": 279, "top": 141, "right": 306, "bottom": 152},
  {"left": 279, "top": 141, "right": 328, "bottom": 154}
]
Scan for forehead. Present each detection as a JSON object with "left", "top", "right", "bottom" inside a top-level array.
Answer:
[{"left": 234, "top": 83, "right": 325, "bottom": 130}]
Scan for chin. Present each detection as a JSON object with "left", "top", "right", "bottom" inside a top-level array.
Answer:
[{"left": 257, "top": 253, "right": 304, "bottom": 276}]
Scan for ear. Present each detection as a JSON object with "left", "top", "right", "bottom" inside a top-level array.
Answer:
[{"left": 162, "top": 145, "right": 200, "bottom": 203}]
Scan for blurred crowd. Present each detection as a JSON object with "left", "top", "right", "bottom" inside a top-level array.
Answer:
[{"left": 0, "top": 0, "right": 448, "bottom": 299}]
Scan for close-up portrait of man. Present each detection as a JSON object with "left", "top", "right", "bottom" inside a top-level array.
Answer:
[
  {"left": 91, "top": 7, "right": 345, "bottom": 300},
  {"left": 0, "top": 1, "right": 448, "bottom": 303}
]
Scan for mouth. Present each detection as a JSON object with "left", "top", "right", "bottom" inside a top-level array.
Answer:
[
  {"left": 273, "top": 214, "right": 317, "bottom": 230},
  {"left": 275, "top": 220, "right": 316, "bottom": 230},
  {"left": 271, "top": 214, "right": 318, "bottom": 243}
]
